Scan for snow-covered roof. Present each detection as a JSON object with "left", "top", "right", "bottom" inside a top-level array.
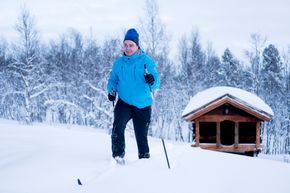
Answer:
[{"left": 182, "top": 86, "right": 274, "bottom": 121}]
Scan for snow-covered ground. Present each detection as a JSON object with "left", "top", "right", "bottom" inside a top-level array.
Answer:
[{"left": 1, "top": 119, "right": 290, "bottom": 193}]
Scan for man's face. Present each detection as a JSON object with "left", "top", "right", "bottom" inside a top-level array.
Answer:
[{"left": 123, "top": 40, "right": 138, "bottom": 56}]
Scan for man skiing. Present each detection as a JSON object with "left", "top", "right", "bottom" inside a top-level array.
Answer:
[{"left": 107, "top": 28, "right": 160, "bottom": 164}]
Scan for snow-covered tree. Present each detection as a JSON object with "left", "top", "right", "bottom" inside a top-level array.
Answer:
[
  {"left": 7, "top": 7, "right": 45, "bottom": 123},
  {"left": 178, "top": 30, "right": 205, "bottom": 96},
  {"left": 281, "top": 47, "right": 290, "bottom": 154},
  {"left": 203, "top": 43, "right": 222, "bottom": 88},
  {"left": 245, "top": 33, "right": 267, "bottom": 94},
  {"left": 85, "top": 38, "right": 121, "bottom": 130},
  {"left": 220, "top": 48, "right": 241, "bottom": 87},
  {"left": 42, "top": 30, "right": 120, "bottom": 127},
  {"left": 0, "top": 40, "right": 11, "bottom": 118},
  {"left": 260, "top": 44, "right": 285, "bottom": 154},
  {"left": 138, "top": 0, "right": 178, "bottom": 139}
]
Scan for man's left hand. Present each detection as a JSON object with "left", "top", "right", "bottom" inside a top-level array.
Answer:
[{"left": 144, "top": 74, "right": 154, "bottom": 86}]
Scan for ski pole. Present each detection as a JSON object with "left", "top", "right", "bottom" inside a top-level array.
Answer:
[
  {"left": 111, "top": 88, "right": 115, "bottom": 107},
  {"left": 144, "top": 64, "right": 155, "bottom": 99},
  {"left": 161, "top": 138, "right": 170, "bottom": 169}
]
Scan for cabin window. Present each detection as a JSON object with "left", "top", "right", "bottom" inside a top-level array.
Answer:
[
  {"left": 239, "top": 122, "right": 256, "bottom": 143},
  {"left": 220, "top": 120, "right": 235, "bottom": 145},
  {"left": 199, "top": 122, "right": 216, "bottom": 143}
]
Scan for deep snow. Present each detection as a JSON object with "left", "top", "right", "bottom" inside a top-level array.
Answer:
[{"left": 0, "top": 119, "right": 290, "bottom": 193}]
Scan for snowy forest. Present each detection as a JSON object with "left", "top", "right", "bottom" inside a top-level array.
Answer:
[{"left": 0, "top": 0, "right": 289, "bottom": 154}]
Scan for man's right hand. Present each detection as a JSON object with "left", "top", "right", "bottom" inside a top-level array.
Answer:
[{"left": 108, "top": 92, "right": 116, "bottom": 101}]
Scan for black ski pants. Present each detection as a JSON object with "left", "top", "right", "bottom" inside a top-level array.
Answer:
[{"left": 111, "top": 99, "right": 151, "bottom": 158}]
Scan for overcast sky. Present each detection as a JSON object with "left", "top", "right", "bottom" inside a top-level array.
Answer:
[{"left": 1, "top": 0, "right": 290, "bottom": 62}]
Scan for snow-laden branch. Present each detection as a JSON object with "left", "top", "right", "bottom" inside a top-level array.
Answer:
[
  {"left": 83, "top": 80, "right": 107, "bottom": 98},
  {"left": 82, "top": 95, "right": 93, "bottom": 102},
  {"left": 32, "top": 82, "right": 46, "bottom": 91},
  {"left": 44, "top": 99, "right": 78, "bottom": 108},
  {"left": 93, "top": 101, "right": 112, "bottom": 118},
  {"left": 31, "top": 83, "right": 65, "bottom": 99},
  {"left": 81, "top": 94, "right": 112, "bottom": 118},
  {"left": 8, "top": 61, "right": 31, "bottom": 74}
]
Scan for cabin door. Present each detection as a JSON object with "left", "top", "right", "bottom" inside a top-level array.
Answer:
[{"left": 220, "top": 120, "right": 235, "bottom": 145}]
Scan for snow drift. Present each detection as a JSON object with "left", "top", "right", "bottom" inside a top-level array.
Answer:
[{"left": 0, "top": 119, "right": 290, "bottom": 193}]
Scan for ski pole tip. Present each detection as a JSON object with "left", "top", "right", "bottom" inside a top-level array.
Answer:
[{"left": 77, "top": 178, "right": 82, "bottom": 185}]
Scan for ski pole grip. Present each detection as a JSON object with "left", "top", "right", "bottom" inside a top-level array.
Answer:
[{"left": 144, "top": 64, "right": 149, "bottom": 75}]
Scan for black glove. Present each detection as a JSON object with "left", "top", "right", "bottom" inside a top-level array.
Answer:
[
  {"left": 144, "top": 74, "right": 154, "bottom": 86},
  {"left": 108, "top": 92, "right": 116, "bottom": 101}
]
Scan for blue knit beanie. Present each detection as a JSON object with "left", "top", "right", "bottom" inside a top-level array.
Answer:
[{"left": 124, "top": 28, "right": 139, "bottom": 46}]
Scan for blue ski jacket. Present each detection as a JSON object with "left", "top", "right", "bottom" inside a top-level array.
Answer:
[{"left": 107, "top": 49, "right": 160, "bottom": 108}]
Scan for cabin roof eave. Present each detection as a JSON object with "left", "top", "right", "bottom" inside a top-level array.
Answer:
[{"left": 182, "top": 94, "right": 272, "bottom": 122}]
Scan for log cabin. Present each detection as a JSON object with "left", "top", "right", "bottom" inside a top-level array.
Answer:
[{"left": 182, "top": 86, "right": 273, "bottom": 156}]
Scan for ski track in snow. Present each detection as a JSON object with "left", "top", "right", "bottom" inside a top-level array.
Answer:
[{"left": 77, "top": 141, "right": 170, "bottom": 187}]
